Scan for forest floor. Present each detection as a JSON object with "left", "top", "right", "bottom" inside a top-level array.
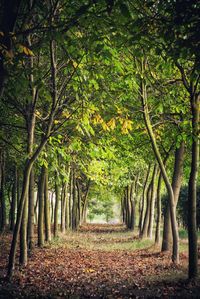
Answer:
[{"left": 0, "top": 224, "right": 200, "bottom": 298}]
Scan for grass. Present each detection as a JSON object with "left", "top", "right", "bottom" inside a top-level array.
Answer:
[
  {"left": 49, "top": 227, "right": 154, "bottom": 251},
  {"left": 48, "top": 225, "right": 198, "bottom": 256}
]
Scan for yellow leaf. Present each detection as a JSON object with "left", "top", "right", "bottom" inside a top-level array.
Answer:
[
  {"left": 117, "top": 108, "right": 122, "bottom": 114},
  {"left": 126, "top": 120, "right": 133, "bottom": 130},
  {"left": 76, "top": 31, "right": 83, "bottom": 37},
  {"left": 72, "top": 60, "right": 78, "bottom": 68},
  {"left": 121, "top": 126, "right": 128, "bottom": 134},
  {"left": 92, "top": 113, "right": 103, "bottom": 125},
  {"left": 35, "top": 110, "right": 41, "bottom": 118},
  {"left": 121, "top": 119, "right": 132, "bottom": 134},
  {"left": 62, "top": 111, "right": 70, "bottom": 118},
  {"left": 118, "top": 116, "right": 124, "bottom": 125},
  {"left": 107, "top": 118, "right": 116, "bottom": 130},
  {"left": 84, "top": 268, "right": 95, "bottom": 273},
  {"left": 54, "top": 120, "right": 60, "bottom": 124},
  {"left": 23, "top": 46, "right": 34, "bottom": 56},
  {"left": 102, "top": 121, "right": 110, "bottom": 131}
]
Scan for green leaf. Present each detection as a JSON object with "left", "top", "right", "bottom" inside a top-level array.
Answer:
[{"left": 119, "top": 3, "right": 131, "bottom": 18}]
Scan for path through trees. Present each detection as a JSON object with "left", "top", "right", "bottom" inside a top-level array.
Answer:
[
  {"left": 0, "top": 224, "right": 199, "bottom": 298},
  {"left": 0, "top": 0, "right": 199, "bottom": 291}
]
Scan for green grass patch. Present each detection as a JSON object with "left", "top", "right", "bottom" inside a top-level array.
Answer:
[{"left": 46, "top": 226, "right": 199, "bottom": 255}]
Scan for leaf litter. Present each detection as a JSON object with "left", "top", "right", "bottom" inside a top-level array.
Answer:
[{"left": 0, "top": 224, "right": 200, "bottom": 298}]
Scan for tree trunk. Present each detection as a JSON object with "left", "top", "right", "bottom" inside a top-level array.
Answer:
[
  {"left": 19, "top": 193, "right": 28, "bottom": 266},
  {"left": 7, "top": 160, "right": 33, "bottom": 277},
  {"left": 155, "top": 171, "right": 162, "bottom": 244},
  {"left": 76, "top": 180, "right": 81, "bottom": 228},
  {"left": 126, "top": 186, "right": 132, "bottom": 229},
  {"left": 44, "top": 166, "right": 51, "bottom": 242},
  {"left": 61, "top": 182, "right": 66, "bottom": 233},
  {"left": 188, "top": 93, "right": 199, "bottom": 279},
  {"left": 139, "top": 165, "right": 151, "bottom": 236},
  {"left": 141, "top": 180, "right": 152, "bottom": 238},
  {"left": 54, "top": 182, "right": 60, "bottom": 237},
  {"left": 7, "top": 33, "right": 58, "bottom": 278},
  {"left": 162, "top": 205, "right": 172, "bottom": 250},
  {"left": 130, "top": 179, "right": 137, "bottom": 231},
  {"left": 121, "top": 196, "right": 125, "bottom": 224},
  {"left": 65, "top": 186, "right": 70, "bottom": 230},
  {"left": 34, "top": 192, "right": 38, "bottom": 224},
  {"left": 69, "top": 169, "right": 73, "bottom": 229},
  {"left": 10, "top": 166, "right": 17, "bottom": 231},
  {"left": 162, "top": 141, "right": 185, "bottom": 251},
  {"left": 28, "top": 168, "right": 35, "bottom": 251},
  {"left": 140, "top": 68, "right": 179, "bottom": 263},
  {"left": 81, "top": 179, "right": 90, "bottom": 224},
  {"left": 72, "top": 167, "right": 78, "bottom": 231},
  {"left": 51, "top": 192, "right": 54, "bottom": 224},
  {"left": 16, "top": 168, "right": 20, "bottom": 208},
  {"left": 147, "top": 165, "right": 158, "bottom": 239},
  {"left": 130, "top": 199, "right": 135, "bottom": 230},
  {"left": 0, "top": 150, "right": 6, "bottom": 230},
  {"left": 38, "top": 166, "right": 45, "bottom": 247}
]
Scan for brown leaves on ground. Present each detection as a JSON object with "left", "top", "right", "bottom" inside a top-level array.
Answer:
[{"left": 0, "top": 224, "right": 200, "bottom": 298}]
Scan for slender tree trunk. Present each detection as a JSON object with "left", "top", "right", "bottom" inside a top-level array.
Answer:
[
  {"left": 188, "top": 93, "right": 199, "bottom": 279},
  {"left": 155, "top": 171, "right": 162, "bottom": 244},
  {"left": 61, "top": 182, "right": 66, "bottom": 233},
  {"left": 81, "top": 179, "right": 90, "bottom": 224},
  {"left": 123, "top": 192, "right": 128, "bottom": 225},
  {"left": 139, "top": 165, "right": 151, "bottom": 235},
  {"left": 162, "top": 206, "right": 172, "bottom": 250},
  {"left": 54, "top": 182, "right": 60, "bottom": 237},
  {"left": 123, "top": 192, "right": 128, "bottom": 226},
  {"left": 28, "top": 168, "right": 35, "bottom": 251},
  {"left": 34, "top": 192, "right": 38, "bottom": 224},
  {"left": 130, "top": 200, "right": 135, "bottom": 230},
  {"left": 130, "top": 180, "right": 137, "bottom": 231},
  {"left": 51, "top": 192, "right": 54, "bottom": 224},
  {"left": 17, "top": 168, "right": 20, "bottom": 208},
  {"left": 44, "top": 166, "right": 51, "bottom": 242},
  {"left": 7, "top": 32, "right": 58, "bottom": 278},
  {"left": 0, "top": 150, "right": 6, "bottom": 230},
  {"left": 38, "top": 166, "right": 45, "bottom": 247},
  {"left": 7, "top": 160, "right": 33, "bottom": 277},
  {"left": 64, "top": 167, "right": 70, "bottom": 230},
  {"left": 65, "top": 187, "right": 70, "bottom": 230},
  {"left": 140, "top": 67, "right": 179, "bottom": 263},
  {"left": 147, "top": 165, "right": 158, "bottom": 239},
  {"left": 76, "top": 180, "right": 81, "bottom": 227},
  {"left": 22, "top": 28, "right": 37, "bottom": 259},
  {"left": 19, "top": 193, "right": 28, "bottom": 265},
  {"left": 162, "top": 142, "right": 185, "bottom": 251},
  {"left": 10, "top": 166, "right": 17, "bottom": 231},
  {"left": 69, "top": 169, "right": 73, "bottom": 229},
  {"left": 121, "top": 196, "right": 125, "bottom": 224},
  {"left": 126, "top": 186, "right": 132, "bottom": 229},
  {"left": 141, "top": 180, "right": 152, "bottom": 238},
  {"left": 72, "top": 167, "right": 77, "bottom": 230},
  {"left": 8, "top": 136, "right": 46, "bottom": 275}
]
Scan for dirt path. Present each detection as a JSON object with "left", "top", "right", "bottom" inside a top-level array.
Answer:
[{"left": 0, "top": 224, "right": 199, "bottom": 298}]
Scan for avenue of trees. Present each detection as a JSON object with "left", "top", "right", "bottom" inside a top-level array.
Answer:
[{"left": 0, "top": 0, "right": 199, "bottom": 281}]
